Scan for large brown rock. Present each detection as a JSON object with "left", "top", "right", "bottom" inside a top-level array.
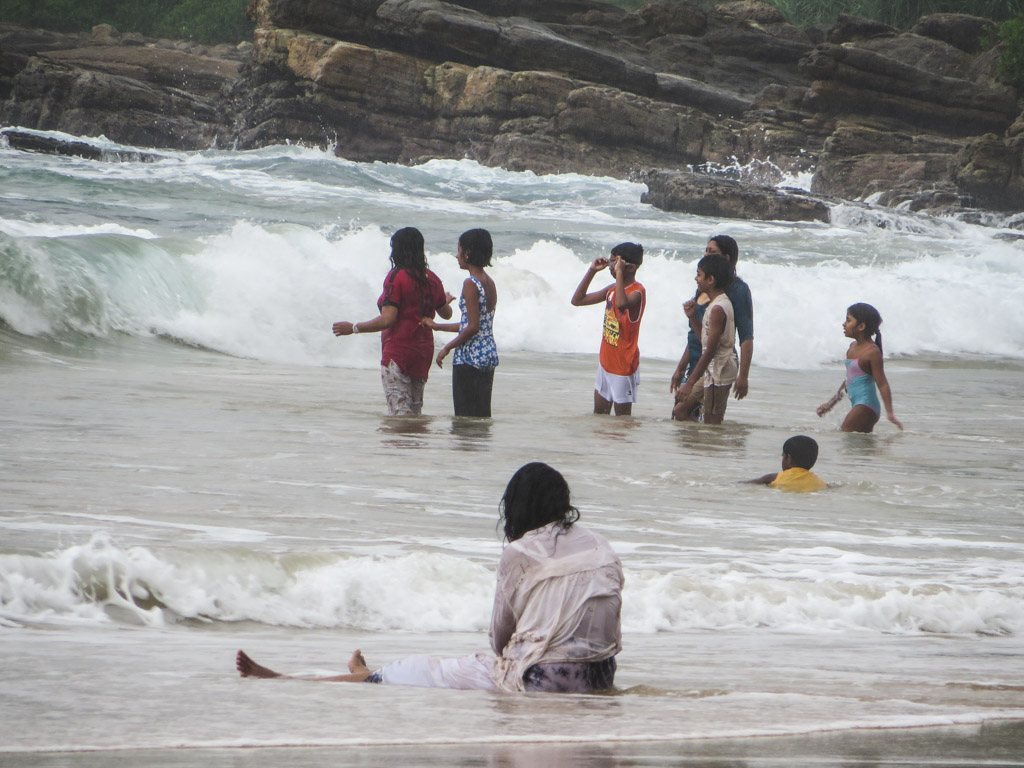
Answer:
[
  {"left": 2, "top": 2, "right": 1021, "bottom": 220},
  {"left": 641, "top": 169, "right": 830, "bottom": 222},
  {"left": 956, "top": 134, "right": 1024, "bottom": 211},
  {"left": 811, "top": 123, "right": 964, "bottom": 203},
  {"left": 912, "top": 13, "right": 997, "bottom": 54},
  {"left": 0, "top": 24, "right": 240, "bottom": 148},
  {"left": 800, "top": 43, "right": 1017, "bottom": 136}
]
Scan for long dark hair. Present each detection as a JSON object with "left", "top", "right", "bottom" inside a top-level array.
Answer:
[
  {"left": 848, "top": 302, "right": 883, "bottom": 353},
  {"left": 388, "top": 226, "right": 432, "bottom": 314},
  {"left": 708, "top": 234, "right": 739, "bottom": 269},
  {"left": 499, "top": 462, "right": 579, "bottom": 542}
]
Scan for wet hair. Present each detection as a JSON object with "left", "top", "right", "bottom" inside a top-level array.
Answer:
[
  {"left": 847, "top": 302, "right": 883, "bottom": 353},
  {"left": 697, "top": 254, "right": 733, "bottom": 290},
  {"left": 611, "top": 242, "right": 643, "bottom": 266},
  {"left": 388, "top": 226, "right": 432, "bottom": 312},
  {"left": 708, "top": 235, "right": 739, "bottom": 268},
  {"left": 389, "top": 227, "right": 428, "bottom": 274},
  {"left": 459, "top": 228, "right": 493, "bottom": 267},
  {"left": 783, "top": 435, "right": 819, "bottom": 470},
  {"left": 499, "top": 462, "right": 580, "bottom": 542}
]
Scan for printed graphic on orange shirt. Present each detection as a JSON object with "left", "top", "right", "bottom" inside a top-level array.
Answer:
[{"left": 602, "top": 306, "right": 620, "bottom": 346}]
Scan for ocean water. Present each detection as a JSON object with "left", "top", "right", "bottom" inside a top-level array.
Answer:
[{"left": 1, "top": 129, "right": 1023, "bottom": 762}]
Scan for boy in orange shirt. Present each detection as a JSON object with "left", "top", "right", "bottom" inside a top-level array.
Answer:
[{"left": 571, "top": 243, "right": 646, "bottom": 415}]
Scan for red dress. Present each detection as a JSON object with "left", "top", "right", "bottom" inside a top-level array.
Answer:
[{"left": 378, "top": 268, "right": 447, "bottom": 380}]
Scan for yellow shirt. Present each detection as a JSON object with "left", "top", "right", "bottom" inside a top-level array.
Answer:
[{"left": 770, "top": 467, "right": 827, "bottom": 493}]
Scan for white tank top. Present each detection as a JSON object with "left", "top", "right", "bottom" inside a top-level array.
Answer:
[{"left": 702, "top": 293, "right": 738, "bottom": 386}]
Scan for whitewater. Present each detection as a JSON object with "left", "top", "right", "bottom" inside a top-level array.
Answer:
[{"left": 1, "top": 130, "right": 1023, "bottom": 765}]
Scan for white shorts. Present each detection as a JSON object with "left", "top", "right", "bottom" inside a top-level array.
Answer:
[
  {"left": 375, "top": 653, "right": 497, "bottom": 690},
  {"left": 594, "top": 364, "right": 639, "bottom": 404}
]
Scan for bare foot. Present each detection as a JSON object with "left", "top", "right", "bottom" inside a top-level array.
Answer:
[
  {"left": 348, "top": 649, "right": 370, "bottom": 675},
  {"left": 236, "top": 649, "right": 282, "bottom": 679}
]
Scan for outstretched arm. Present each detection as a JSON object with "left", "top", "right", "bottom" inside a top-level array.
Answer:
[
  {"left": 744, "top": 472, "right": 778, "bottom": 485},
  {"left": 333, "top": 305, "right": 399, "bottom": 336},
  {"left": 437, "top": 291, "right": 455, "bottom": 321},
  {"left": 434, "top": 279, "right": 481, "bottom": 368},
  {"left": 421, "top": 317, "right": 460, "bottom": 333},
  {"left": 816, "top": 381, "right": 846, "bottom": 416}
]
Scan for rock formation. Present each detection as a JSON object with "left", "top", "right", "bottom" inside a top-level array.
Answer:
[{"left": 2, "top": 1, "right": 1022, "bottom": 222}]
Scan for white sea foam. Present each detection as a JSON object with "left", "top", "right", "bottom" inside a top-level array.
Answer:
[
  {"left": 3, "top": 150, "right": 1024, "bottom": 367},
  {"left": 2, "top": 534, "right": 1020, "bottom": 636}
]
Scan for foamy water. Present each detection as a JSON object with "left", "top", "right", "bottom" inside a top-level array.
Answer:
[
  {"left": 3, "top": 132, "right": 1023, "bottom": 368},
  {"left": 1, "top": 130, "right": 1023, "bottom": 756}
]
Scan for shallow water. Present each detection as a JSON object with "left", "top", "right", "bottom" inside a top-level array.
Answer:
[{"left": 1, "top": 132, "right": 1023, "bottom": 757}]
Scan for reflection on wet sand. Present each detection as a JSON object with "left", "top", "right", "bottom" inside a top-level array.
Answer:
[{"left": 450, "top": 416, "right": 493, "bottom": 451}]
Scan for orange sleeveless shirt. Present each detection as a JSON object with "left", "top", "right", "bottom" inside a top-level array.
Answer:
[{"left": 599, "top": 282, "right": 645, "bottom": 376}]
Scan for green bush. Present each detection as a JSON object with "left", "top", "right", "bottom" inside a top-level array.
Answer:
[
  {"left": 154, "top": 0, "right": 254, "bottom": 43},
  {"left": 764, "top": 0, "right": 1022, "bottom": 29},
  {"left": 0, "top": 0, "right": 253, "bottom": 43},
  {"left": 600, "top": 0, "right": 1023, "bottom": 28},
  {"left": 997, "top": 12, "right": 1024, "bottom": 87}
]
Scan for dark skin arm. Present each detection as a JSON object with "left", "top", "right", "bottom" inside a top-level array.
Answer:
[
  {"left": 437, "top": 297, "right": 454, "bottom": 321},
  {"left": 816, "top": 381, "right": 846, "bottom": 416},
  {"left": 423, "top": 278, "right": 481, "bottom": 368},
  {"left": 859, "top": 345, "right": 903, "bottom": 429},
  {"left": 332, "top": 305, "right": 399, "bottom": 336},
  {"left": 571, "top": 257, "right": 612, "bottom": 306},
  {"left": 670, "top": 345, "right": 691, "bottom": 393},
  {"left": 611, "top": 258, "right": 642, "bottom": 317},
  {"left": 734, "top": 339, "right": 753, "bottom": 400},
  {"left": 674, "top": 303, "right": 727, "bottom": 404}
]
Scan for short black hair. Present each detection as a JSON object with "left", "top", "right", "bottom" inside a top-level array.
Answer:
[
  {"left": 611, "top": 242, "right": 643, "bottom": 266},
  {"left": 783, "top": 435, "right": 819, "bottom": 470},
  {"left": 459, "top": 228, "right": 493, "bottom": 267},
  {"left": 697, "top": 254, "right": 733, "bottom": 290},
  {"left": 499, "top": 462, "right": 579, "bottom": 542}
]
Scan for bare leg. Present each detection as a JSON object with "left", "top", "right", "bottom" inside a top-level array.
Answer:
[
  {"left": 612, "top": 401, "right": 633, "bottom": 416},
  {"left": 593, "top": 390, "right": 612, "bottom": 414},
  {"left": 236, "top": 650, "right": 282, "bottom": 678},
  {"left": 348, "top": 649, "right": 371, "bottom": 676},
  {"left": 236, "top": 649, "right": 375, "bottom": 683},
  {"left": 702, "top": 384, "right": 732, "bottom": 425},
  {"left": 841, "top": 405, "right": 880, "bottom": 433}
]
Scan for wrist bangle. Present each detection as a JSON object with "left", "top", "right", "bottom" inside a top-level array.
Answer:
[{"left": 352, "top": 322, "right": 360, "bottom": 334}]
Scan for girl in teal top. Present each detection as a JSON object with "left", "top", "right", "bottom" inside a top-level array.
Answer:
[{"left": 817, "top": 302, "right": 903, "bottom": 433}]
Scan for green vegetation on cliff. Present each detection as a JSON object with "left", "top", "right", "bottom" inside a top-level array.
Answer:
[
  {"left": 606, "top": 0, "right": 1021, "bottom": 25},
  {"left": 764, "top": 0, "right": 1021, "bottom": 28},
  {"left": 998, "top": 12, "right": 1024, "bottom": 86},
  {"left": 2, "top": 0, "right": 1023, "bottom": 87},
  {"left": 0, "top": 0, "right": 252, "bottom": 43}
]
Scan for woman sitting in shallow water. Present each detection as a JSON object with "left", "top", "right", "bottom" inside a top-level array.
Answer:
[{"left": 236, "top": 461, "right": 624, "bottom": 693}]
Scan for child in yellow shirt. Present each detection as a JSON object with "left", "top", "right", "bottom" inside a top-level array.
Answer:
[{"left": 748, "top": 435, "right": 827, "bottom": 492}]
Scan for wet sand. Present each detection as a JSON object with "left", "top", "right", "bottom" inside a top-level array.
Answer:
[{"left": 7, "top": 720, "right": 1023, "bottom": 768}]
